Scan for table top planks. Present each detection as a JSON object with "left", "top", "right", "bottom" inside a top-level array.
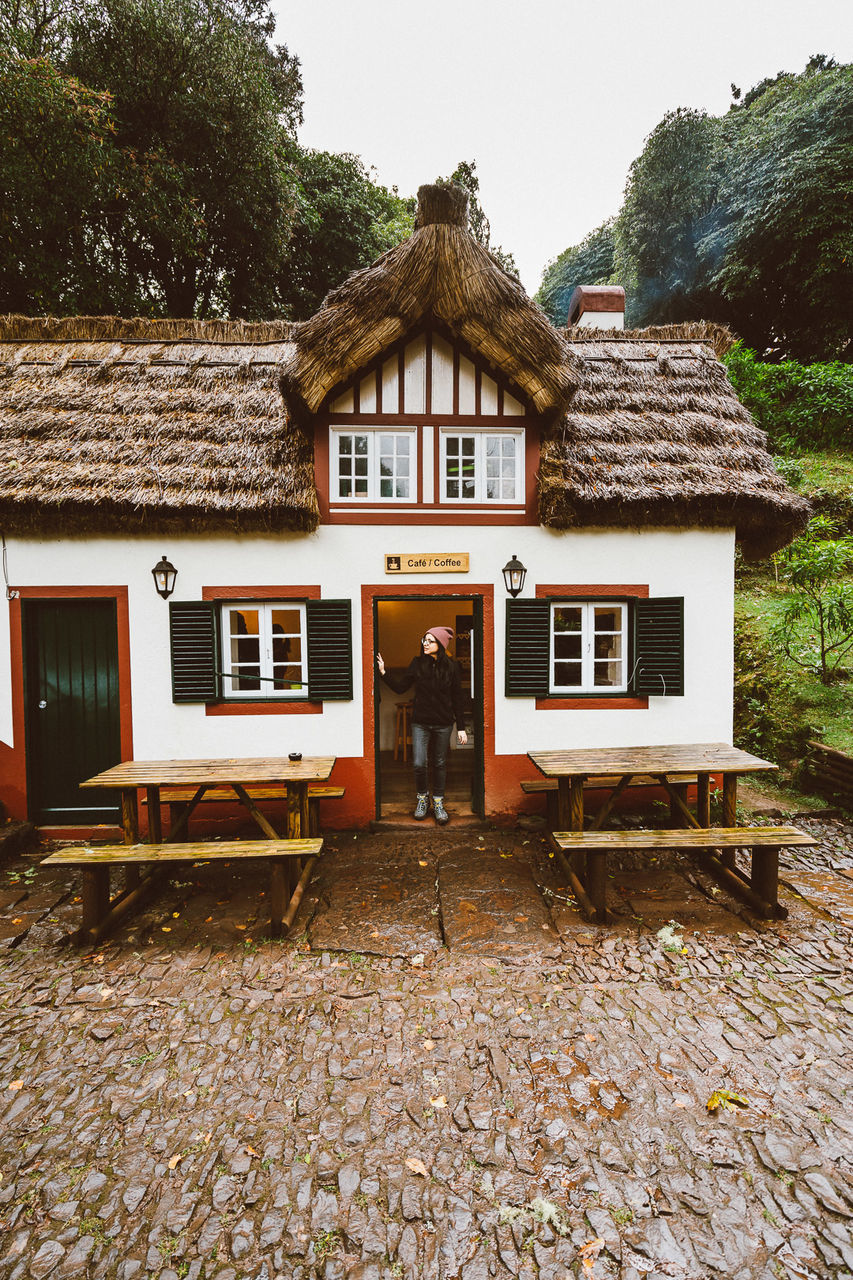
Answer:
[
  {"left": 42, "top": 838, "right": 324, "bottom": 864},
  {"left": 528, "top": 743, "right": 777, "bottom": 777},
  {"left": 551, "top": 826, "right": 816, "bottom": 848},
  {"left": 80, "top": 757, "right": 336, "bottom": 788}
]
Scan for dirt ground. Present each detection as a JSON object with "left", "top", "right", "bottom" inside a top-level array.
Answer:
[{"left": 0, "top": 810, "right": 852, "bottom": 1279}]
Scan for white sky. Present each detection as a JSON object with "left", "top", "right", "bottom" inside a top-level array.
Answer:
[{"left": 271, "top": 0, "right": 853, "bottom": 297}]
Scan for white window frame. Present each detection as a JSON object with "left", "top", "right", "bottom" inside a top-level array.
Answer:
[
  {"left": 220, "top": 602, "right": 308, "bottom": 699},
  {"left": 549, "top": 601, "right": 628, "bottom": 694},
  {"left": 439, "top": 427, "right": 524, "bottom": 504},
  {"left": 330, "top": 427, "right": 417, "bottom": 502}
]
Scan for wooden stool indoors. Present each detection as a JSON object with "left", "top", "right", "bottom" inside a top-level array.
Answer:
[{"left": 394, "top": 702, "right": 413, "bottom": 761}]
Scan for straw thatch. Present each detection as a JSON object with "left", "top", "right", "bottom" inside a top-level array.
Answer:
[
  {"left": 0, "top": 331, "right": 318, "bottom": 534},
  {"left": 281, "top": 184, "right": 575, "bottom": 423},
  {"left": 542, "top": 335, "right": 810, "bottom": 559}
]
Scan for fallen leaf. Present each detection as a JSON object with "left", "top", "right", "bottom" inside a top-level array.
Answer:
[
  {"left": 410, "top": 954, "right": 425, "bottom": 967},
  {"left": 245, "top": 1145, "right": 259, "bottom": 1157},
  {"left": 168, "top": 1152, "right": 183, "bottom": 1169},
  {"left": 706, "top": 1089, "right": 749, "bottom": 1113},
  {"left": 204, "top": 916, "right": 213, "bottom": 923},
  {"left": 429, "top": 1095, "right": 447, "bottom": 1108},
  {"left": 418, "top": 860, "right": 428, "bottom": 867},
  {"left": 579, "top": 1236, "right": 605, "bottom": 1274},
  {"left": 11, "top": 918, "right": 23, "bottom": 925},
  {"left": 235, "top": 924, "right": 247, "bottom": 930},
  {"left": 8, "top": 1080, "right": 24, "bottom": 1091},
  {"left": 423, "top": 1039, "right": 435, "bottom": 1051},
  {"left": 161, "top": 926, "right": 171, "bottom": 933},
  {"left": 405, "top": 1157, "right": 430, "bottom": 1177},
  {"left": 584, "top": 1033, "right": 597, "bottom": 1043}
]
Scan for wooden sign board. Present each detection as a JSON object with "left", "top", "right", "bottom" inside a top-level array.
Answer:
[{"left": 385, "top": 553, "right": 469, "bottom": 574}]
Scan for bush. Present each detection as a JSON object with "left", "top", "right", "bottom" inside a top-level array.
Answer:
[
  {"left": 733, "top": 615, "right": 806, "bottom": 760},
  {"left": 724, "top": 343, "right": 853, "bottom": 452}
]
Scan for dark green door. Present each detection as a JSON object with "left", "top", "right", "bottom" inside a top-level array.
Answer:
[{"left": 23, "top": 600, "right": 122, "bottom": 824}]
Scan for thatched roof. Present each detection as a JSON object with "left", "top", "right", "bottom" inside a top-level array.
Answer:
[
  {"left": 543, "top": 330, "right": 810, "bottom": 559},
  {"left": 0, "top": 317, "right": 318, "bottom": 534},
  {"left": 281, "top": 183, "right": 574, "bottom": 423},
  {"left": 0, "top": 188, "right": 809, "bottom": 556}
]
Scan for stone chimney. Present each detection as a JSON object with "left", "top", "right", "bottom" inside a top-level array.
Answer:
[{"left": 567, "top": 285, "right": 625, "bottom": 330}]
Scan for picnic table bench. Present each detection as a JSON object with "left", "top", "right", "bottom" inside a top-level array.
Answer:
[
  {"left": 552, "top": 826, "right": 817, "bottom": 922},
  {"left": 42, "top": 838, "right": 323, "bottom": 947},
  {"left": 144, "top": 785, "right": 345, "bottom": 836}
]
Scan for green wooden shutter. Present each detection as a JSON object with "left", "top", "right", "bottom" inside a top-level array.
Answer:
[
  {"left": 169, "top": 601, "right": 219, "bottom": 702},
  {"left": 633, "top": 597, "right": 684, "bottom": 697},
  {"left": 505, "top": 599, "right": 551, "bottom": 696},
  {"left": 307, "top": 599, "right": 352, "bottom": 700}
]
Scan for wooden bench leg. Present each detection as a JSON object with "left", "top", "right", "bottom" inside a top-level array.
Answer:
[
  {"left": 751, "top": 845, "right": 781, "bottom": 915},
  {"left": 585, "top": 850, "right": 608, "bottom": 923},
  {"left": 81, "top": 866, "right": 110, "bottom": 939},
  {"left": 669, "top": 782, "right": 688, "bottom": 828}
]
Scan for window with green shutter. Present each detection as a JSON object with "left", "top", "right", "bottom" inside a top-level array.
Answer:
[
  {"left": 633, "top": 597, "right": 684, "bottom": 697},
  {"left": 169, "top": 598, "right": 352, "bottom": 704}
]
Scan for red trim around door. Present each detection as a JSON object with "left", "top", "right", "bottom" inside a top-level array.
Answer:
[{"left": 1, "top": 586, "right": 133, "bottom": 830}]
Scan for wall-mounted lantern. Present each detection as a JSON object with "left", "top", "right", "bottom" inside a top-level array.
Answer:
[
  {"left": 502, "top": 553, "right": 527, "bottom": 598},
  {"left": 151, "top": 554, "right": 177, "bottom": 600}
]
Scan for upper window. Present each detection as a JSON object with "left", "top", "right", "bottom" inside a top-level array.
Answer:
[
  {"left": 441, "top": 429, "right": 523, "bottom": 503},
  {"left": 331, "top": 429, "right": 415, "bottom": 501},
  {"left": 221, "top": 602, "right": 307, "bottom": 698},
  {"left": 550, "top": 602, "right": 628, "bottom": 693}
]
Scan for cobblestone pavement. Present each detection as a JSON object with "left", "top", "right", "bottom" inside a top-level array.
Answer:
[{"left": 0, "top": 814, "right": 852, "bottom": 1279}]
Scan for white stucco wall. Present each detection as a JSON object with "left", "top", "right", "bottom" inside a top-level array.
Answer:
[{"left": 0, "top": 524, "right": 734, "bottom": 760}]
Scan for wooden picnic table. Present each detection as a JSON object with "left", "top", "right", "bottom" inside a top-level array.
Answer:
[
  {"left": 45, "top": 756, "right": 335, "bottom": 945},
  {"left": 527, "top": 742, "right": 776, "bottom": 836},
  {"left": 80, "top": 755, "right": 336, "bottom": 844},
  {"left": 526, "top": 743, "right": 803, "bottom": 922}
]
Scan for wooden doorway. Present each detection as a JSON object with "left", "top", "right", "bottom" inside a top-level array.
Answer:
[{"left": 374, "top": 596, "right": 484, "bottom": 820}]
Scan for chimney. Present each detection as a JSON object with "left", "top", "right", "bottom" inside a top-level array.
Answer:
[{"left": 567, "top": 285, "right": 625, "bottom": 330}]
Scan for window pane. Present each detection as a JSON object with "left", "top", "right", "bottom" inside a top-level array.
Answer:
[
  {"left": 594, "top": 634, "right": 622, "bottom": 660},
  {"left": 395, "top": 478, "right": 410, "bottom": 497},
  {"left": 339, "top": 478, "right": 352, "bottom": 498},
  {"left": 354, "top": 436, "right": 368, "bottom": 455},
  {"left": 554, "top": 661, "right": 582, "bottom": 687},
  {"left": 447, "top": 438, "right": 459, "bottom": 457},
  {"left": 446, "top": 478, "right": 459, "bottom": 498},
  {"left": 380, "top": 477, "right": 392, "bottom": 497},
  {"left": 595, "top": 608, "right": 620, "bottom": 631},
  {"left": 339, "top": 457, "right": 352, "bottom": 475},
  {"left": 462, "top": 477, "right": 475, "bottom": 498},
  {"left": 233, "top": 666, "right": 261, "bottom": 692},
  {"left": 555, "top": 634, "right": 582, "bottom": 659},
  {"left": 594, "top": 661, "right": 622, "bottom": 687},
  {"left": 553, "top": 606, "right": 582, "bottom": 633},
  {"left": 462, "top": 438, "right": 475, "bottom": 457},
  {"left": 229, "top": 608, "right": 258, "bottom": 635},
  {"left": 272, "top": 608, "right": 299, "bottom": 634},
  {"left": 486, "top": 436, "right": 499, "bottom": 457},
  {"left": 355, "top": 477, "right": 368, "bottom": 495},
  {"left": 339, "top": 435, "right": 352, "bottom": 453},
  {"left": 231, "top": 636, "right": 259, "bottom": 662},
  {"left": 486, "top": 478, "right": 498, "bottom": 499}
]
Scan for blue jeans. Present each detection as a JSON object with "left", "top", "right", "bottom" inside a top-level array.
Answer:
[{"left": 412, "top": 722, "right": 453, "bottom": 797}]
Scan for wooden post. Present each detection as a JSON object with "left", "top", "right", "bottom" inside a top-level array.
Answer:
[
  {"left": 81, "top": 866, "right": 110, "bottom": 937},
  {"left": 269, "top": 859, "right": 286, "bottom": 938},
  {"left": 556, "top": 777, "right": 570, "bottom": 831},
  {"left": 697, "top": 772, "right": 711, "bottom": 828},
  {"left": 722, "top": 774, "right": 738, "bottom": 868},
  {"left": 751, "top": 845, "right": 780, "bottom": 913},
  {"left": 146, "top": 787, "right": 162, "bottom": 843},
  {"left": 669, "top": 781, "right": 688, "bottom": 828},
  {"left": 233, "top": 783, "right": 280, "bottom": 839},
  {"left": 287, "top": 784, "right": 304, "bottom": 839},
  {"left": 121, "top": 790, "right": 139, "bottom": 844},
  {"left": 569, "top": 776, "right": 585, "bottom": 878},
  {"left": 586, "top": 849, "right": 608, "bottom": 922}
]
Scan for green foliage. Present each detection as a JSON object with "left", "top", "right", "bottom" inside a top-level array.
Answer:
[
  {"left": 614, "top": 108, "right": 721, "bottom": 328},
  {"left": 723, "top": 343, "right": 853, "bottom": 451},
  {"left": 771, "top": 516, "right": 853, "bottom": 684},
  {"left": 438, "top": 160, "right": 518, "bottom": 277},
  {"left": 536, "top": 220, "right": 615, "bottom": 326},
  {"left": 541, "top": 58, "right": 853, "bottom": 359},
  {"left": 0, "top": 54, "right": 119, "bottom": 312},
  {"left": 276, "top": 150, "right": 414, "bottom": 319},
  {"left": 733, "top": 614, "right": 803, "bottom": 759}
]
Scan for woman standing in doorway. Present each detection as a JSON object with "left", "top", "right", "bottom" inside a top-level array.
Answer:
[{"left": 376, "top": 626, "right": 468, "bottom": 824}]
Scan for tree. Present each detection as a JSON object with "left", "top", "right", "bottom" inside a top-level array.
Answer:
[
  {"left": 438, "top": 160, "right": 518, "bottom": 277},
  {"left": 706, "top": 61, "right": 853, "bottom": 360},
  {"left": 276, "top": 150, "right": 414, "bottom": 319},
  {"left": 771, "top": 517, "right": 853, "bottom": 685},
  {"left": 0, "top": 54, "right": 120, "bottom": 313},
  {"left": 535, "top": 220, "right": 615, "bottom": 327},
  {"left": 614, "top": 108, "right": 721, "bottom": 328}
]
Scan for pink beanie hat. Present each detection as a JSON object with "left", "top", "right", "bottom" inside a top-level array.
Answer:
[{"left": 427, "top": 625, "right": 453, "bottom": 651}]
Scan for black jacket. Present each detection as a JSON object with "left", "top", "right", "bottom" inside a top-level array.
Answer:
[{"left": 382, "top": 654, "right": 467, "bottom": 729}]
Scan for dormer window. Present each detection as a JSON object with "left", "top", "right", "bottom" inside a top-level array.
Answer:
[{"left": 317, "top": 329, "right": 538, "bottom": 524}]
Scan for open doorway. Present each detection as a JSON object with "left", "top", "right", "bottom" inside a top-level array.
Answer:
[{"left": 374, "top": 597, "right": 483, "bottom": 820}]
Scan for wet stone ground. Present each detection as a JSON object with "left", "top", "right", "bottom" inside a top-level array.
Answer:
[{"left": 0, "top": 814, "right": 852, "bottom": 1279}]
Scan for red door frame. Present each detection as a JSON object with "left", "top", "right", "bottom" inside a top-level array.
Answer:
[{"left": 1, "top": 587, "right": 133, "bottom": 836}]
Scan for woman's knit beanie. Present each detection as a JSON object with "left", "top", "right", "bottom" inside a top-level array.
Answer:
[{"left": 427, "top": 626, "right": 453, "bottom": 652}]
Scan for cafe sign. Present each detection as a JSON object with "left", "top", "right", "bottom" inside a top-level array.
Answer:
[{"left": 385, "top": 552, "right": 469, "bottom": 574}]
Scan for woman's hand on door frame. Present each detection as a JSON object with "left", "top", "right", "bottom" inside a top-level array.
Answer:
[
  {"left": 375, "top": 652, "right": 385, "bottom": 676},
  {"left": 457, "top": 729, "right": 468, "bottom": 745}
]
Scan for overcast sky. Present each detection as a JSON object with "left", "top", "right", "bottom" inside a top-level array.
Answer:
[{"left": 271, "top": 0, "right": 852, "bottom": 298}]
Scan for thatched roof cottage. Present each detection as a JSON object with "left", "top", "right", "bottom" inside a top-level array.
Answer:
[{"left": 0, "top": 184, "right": 808, "bottom": 830}]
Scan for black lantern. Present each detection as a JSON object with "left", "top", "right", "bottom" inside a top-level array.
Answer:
[
  {"left": 152, "top": 554, "right": 177, "bottom": 600},
  {"left": 502, "top": 553, "right": 527, "bottom": 598}
]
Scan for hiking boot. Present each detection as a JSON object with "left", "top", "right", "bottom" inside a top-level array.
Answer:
[
  {"left": 413, "top": 793, "right": 429, "bottom": 820},
  {"left": 433, "top": 796, "right": 449, "bottom": 825}
]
